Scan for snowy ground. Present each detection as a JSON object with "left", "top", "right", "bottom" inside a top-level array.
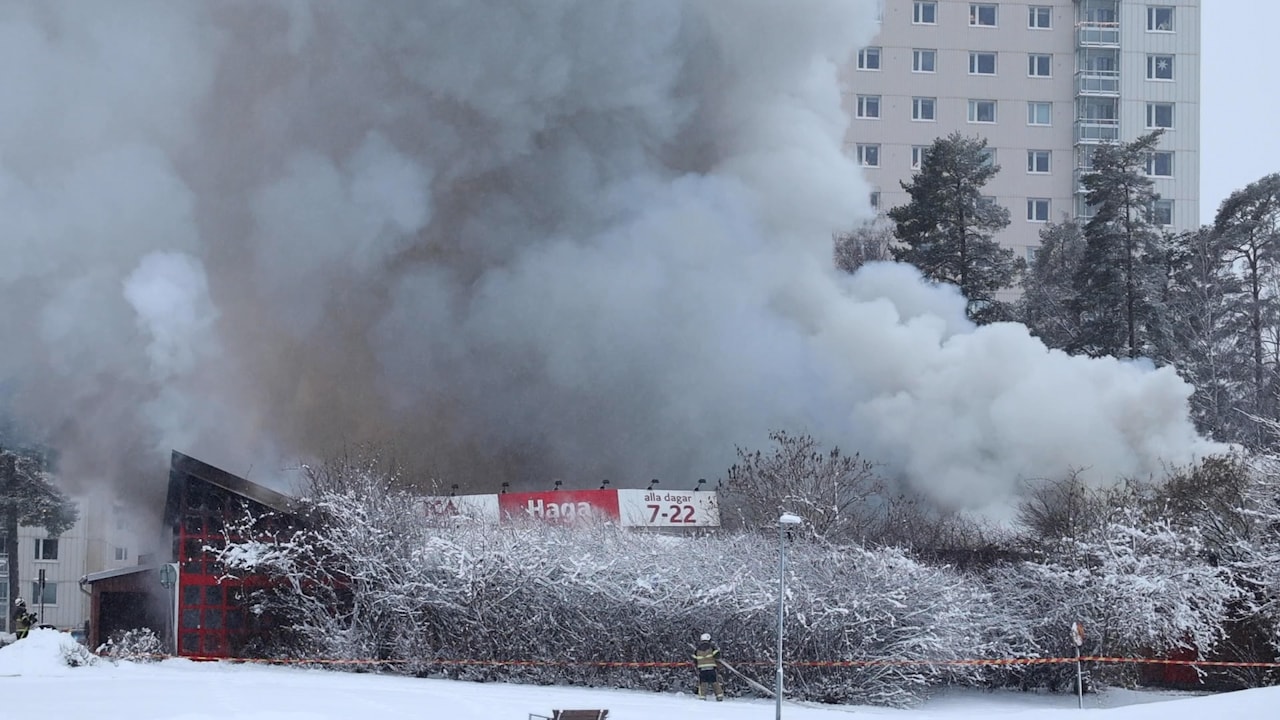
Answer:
[{"left": 2, "top": 629, "right": 1276, "bottom": 719}]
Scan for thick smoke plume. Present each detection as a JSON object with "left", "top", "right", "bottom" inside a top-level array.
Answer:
[{"left": 0, "top": 0, "right": 1217, "bottom": 514}]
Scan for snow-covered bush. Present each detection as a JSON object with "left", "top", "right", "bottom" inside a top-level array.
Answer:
[
  {"left": 61, "top": 637, "right": 97, "bottom": 667},
  {"left": 215, "top": 467, "right": 998, "bottom": 706},
  {"left": 211, "top": 449, "right": 1257, "bottom": 705},
  {"left": 983, "top": 511, "right": 1239, "bottom": 690},
  {"left": 98, "top": 628, "right": 165, "bottom": 663}
]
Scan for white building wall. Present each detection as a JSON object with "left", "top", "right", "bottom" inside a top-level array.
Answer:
[
  {"left": 5, "top": 497, "right": 139, "bottom": 636},
  {"left": 845, "top": 0, "right": 1200, "bottom": 261}
]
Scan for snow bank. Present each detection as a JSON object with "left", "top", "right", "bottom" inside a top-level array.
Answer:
[{"left": 0, "top": 628, "right": 95, "bottom": 676}]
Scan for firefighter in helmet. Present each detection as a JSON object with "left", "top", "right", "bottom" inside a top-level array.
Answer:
[
  {"left": 692, "top": 632, "right": 725, "bottom": 701},
  {"left": 13, "top": 598, "right": 37, "bottom": 640}
]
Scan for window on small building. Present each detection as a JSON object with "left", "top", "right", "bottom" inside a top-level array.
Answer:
[
  {"left": 913, "top": 49, "right": 937, "bottom": 73},
  {"left": 35, "top": 538, "right": 58, "bottom": 561},
  {"left": 857, "top": 47, "right": 881, "bottom": 70},
  {"left": 1146, "top": 103, "right": 1174, "bottom": 129},
  {"left": 31, "top": 581, "right": 56, "bottom": 605},
  {"left": 1028, "top": 54, "right": 1052, "bottom": 77},
  {"left": 969, "top": 52, "right": 997, "bottom": 75},
  {"left": 913, "top": 1, "right": 937, "bottom": 24},
  {"left": 970, "top": 3, "right": 998, "bottom": 26},
  {"left": 856, "top": 95, "right": 881, "bottom": 119},
  {"left": 1147, "top": 55, "right": 1174, "bottom": 80},
  {"left": 1147, "top": 6, "right": 1174, "bottom": 31},
  {"left": 856, "top": 144, "right": 881, "bottom": 167},
  {"left": 912, "top": 96, "right": 936, "bottom": 121},
  {"left": 968, "top": 99, "right": 997, "bottom": 123}
]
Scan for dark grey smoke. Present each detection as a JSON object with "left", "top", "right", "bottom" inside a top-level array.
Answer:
[{"left": 0, "top": 0, "right": 1217, "bottom": 515}]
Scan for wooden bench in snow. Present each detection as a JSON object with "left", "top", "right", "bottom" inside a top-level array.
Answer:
[{"left": 527, "top": 710, "right": 609, "bottom": 720}]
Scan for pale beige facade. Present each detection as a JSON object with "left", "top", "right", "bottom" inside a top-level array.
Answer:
[
  {"left": 2, "top": 496, "right": 142, "bottom": 636},
  {"left": 846, "top": 0, "right": 1200, "bottom": 262}
]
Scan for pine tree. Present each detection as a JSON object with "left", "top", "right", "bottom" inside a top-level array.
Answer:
[
  {"left": 1, "top": 447, "right": 78, "bottom": 629},
  {"left": 1213, "top": 173, "right": 1280, "bottom": 446},
  {"left": 1017, "top": 220, "right": 1086, "bottom": 350},
  {"left": 887, "top": 132, "right": 1020, "bottom": 323},
  {"left": 1070, "top": 131, "right": 1166, "bottom": 359},
  {"left": 1160, "top": 226, "right": 1247, "bottom": 442}
]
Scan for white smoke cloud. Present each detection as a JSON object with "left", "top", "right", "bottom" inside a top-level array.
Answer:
[{"left": 0, "top": 0, "right": 1220, "bottom": 513}]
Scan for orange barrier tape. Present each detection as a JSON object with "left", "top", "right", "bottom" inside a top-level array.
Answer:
[{"left": 156, "top": 655, "right": 1280, "bottom": 670}]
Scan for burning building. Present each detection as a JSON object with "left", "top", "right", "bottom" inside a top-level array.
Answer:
[{"left": 82, "top": 451, "right": 301, "bottom": 657}]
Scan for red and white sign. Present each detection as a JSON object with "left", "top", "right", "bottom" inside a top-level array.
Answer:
[
  {"left": 423, "top": 488, "right": 720, "bottom": 527},
  {"left": 499, "top": 489, "right": 620, "bottom": 524}
]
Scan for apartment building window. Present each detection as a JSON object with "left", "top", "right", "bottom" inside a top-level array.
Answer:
[
  {"left": 1146, "top": 102, "right": 1174, "bottom": 129},
  {"left": 968, "top": 99, "right": 997, "bottom": 123},
  {"left": 857, "top": 47, "right": 881, "bottom": 70},
  {"left": 1146, "top": 151, "right": 1174, "bottom": 177},
  {"left": 913, "top": 1, "right": 937, "bottom": 24},
  {"left": 1147, "top": 55, "right": 1174, "bottom": 80},
  {"left": 856, "top": 144, "right": 881, "bottom": 167},
  {"left": 913, "top": 48, "right": 937, "bottom": 73},
  {"left": 970, "top": 3, "right": 998, "bottom": 26},
  {"left": 856, "top": 95, "right": 881, "bottom": 119},
  {"left": 1152, "top": 199, "right": 1174, "bottom": 226},
  {"left": 912, "top": 96, "right": 936, "bottom": 121},
  {"left": 911, "top": 145, "right": 929, "bottom": 170},
  {"left": 1147, "top": 6, "right": 1174, "bottom": 32},
  {"left": 35, "top": 538, "right": 58, "bottom": 561},
  {"left": 1026, "top": 246, "right": 1040, "bottom": 263},
  {"left": 970, "top": 52, "right": 997, "bottom": 75},
  {"left": 1027, "top": 150, "right": 1051, "bottom": 174},
  {"left": 31, "top": 581, "right": 56, "bottom": 606},
  {"left": 1027, "top": 198, "right": 1050, "bottom": 222},
  {"left": 1027, "top": 101, "right": 1052, "bottom": 126},
  {"left": 979, "top": 148, "right": 996, "bottom": 167},
  {"left": 870, "top": 191, "right": 882, "bottom": 211},
  {"left": 115, "top": 546, "right": 129, "bottom": 561},
  {"left": 1028, "top": 6, "right": 1052, "bottom": 29},
  {"left": 1028, "top": 54, "right": 1052, "bottom": 77}
]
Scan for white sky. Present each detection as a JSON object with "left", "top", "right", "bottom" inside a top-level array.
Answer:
[
  {"left": 1200, "top": 4, "right": 1280, "bottom": 224},
  {"left": 3, "top": 629, "right": 1279, "bottom": 720}
]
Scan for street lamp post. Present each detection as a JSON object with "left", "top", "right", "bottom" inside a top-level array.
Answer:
[{"left": 776, "top": 512, "right": 803, "bottom": 720}]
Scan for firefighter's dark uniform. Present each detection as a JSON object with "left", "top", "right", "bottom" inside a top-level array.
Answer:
[
  {"left": 693, "top": 640, "right": 724, "bottom": 700},
  {"left": 14, "top": 605, "right": 37, "bottom": 640}
]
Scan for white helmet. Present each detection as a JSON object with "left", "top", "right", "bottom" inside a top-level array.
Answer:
[
  {"left": 700, "top": 633, "right": 711, "bottom": 641},
  {"left": 13, "top": 598, "right": 25, "bottom": 607}
]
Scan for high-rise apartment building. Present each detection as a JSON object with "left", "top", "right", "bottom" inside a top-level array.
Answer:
[{"left": 846, "top": 0, "right": 1200, "bottom": 262}]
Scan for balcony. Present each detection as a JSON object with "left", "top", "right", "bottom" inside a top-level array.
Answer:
[
  {"left": 1076, "top": 22, "right": 1120, "bottom": 47},
  {"left": 1073, "top": 168, "right": 1097, "bottom": 194},
  {"left": 1076, "top": 69, "right": 1120, "bottom": 96},
  {"left": 1075, "top": 118, "right": 1119, "bottom": 143}
]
